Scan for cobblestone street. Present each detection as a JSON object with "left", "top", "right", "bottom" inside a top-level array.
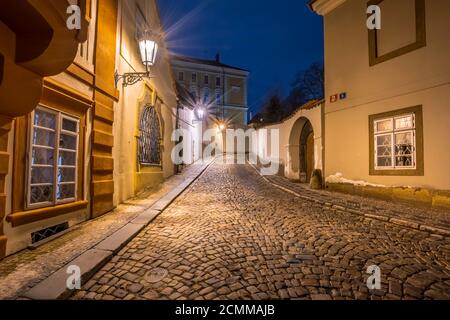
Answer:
[{"left": 73, "top": 158, "right": 450, "bottom": 300}]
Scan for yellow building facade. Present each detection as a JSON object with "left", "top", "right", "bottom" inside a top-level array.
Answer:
[{"left": 0, "top": 0, "right": 180, "bottom": 259}]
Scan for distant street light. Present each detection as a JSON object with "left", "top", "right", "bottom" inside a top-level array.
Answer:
[{"left": 197, "top": 108, "right": 205, "bottom": 119}]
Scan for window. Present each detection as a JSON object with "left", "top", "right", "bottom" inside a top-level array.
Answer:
[
  {"left": 190, "top": 86, "right": 198, "bottom": 101},
  {"left": 369, "top": 105, "right": 424, "bottom": 176},
  {"left": 216, "top": 77, "right": 221, "bottom": 87},
  {"left": 374, "top": 115, "right": 416, "bottom": 169},
  {"left": 368, "top": 0, "right": 426, "bottom": 66},
  {"left": 139, "top": 105, "right": 162, "bottom": 166},
  {"left": 27, "top": 106, "right": 79, "bottom": 208},
  {"left": 202, "top": 87, "right": 210, "bottom": 103},
  {"left": 178, "top": 72, "right": 184, "bottom": 82},
  {"left": 204, "top": 75, "right": 209, "bottom": 85},
  {"left": 215, "top": 90, "right": 222, "bottom": 105},
  {"left": 192, "top": 73, "right": 197, "bottom": 83}
]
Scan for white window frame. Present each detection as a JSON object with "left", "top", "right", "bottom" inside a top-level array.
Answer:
[
  {"left": 27, "top": 105, "right": 80, "bottom": 209},
  {"left": 374, "top": 113, "right": 416, "bottom": 171}
]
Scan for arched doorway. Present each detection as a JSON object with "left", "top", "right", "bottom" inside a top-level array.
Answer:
[{"left": 299, "top": 120, "right": 314, "bottom": 183}]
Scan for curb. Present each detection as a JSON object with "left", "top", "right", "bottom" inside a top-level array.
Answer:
[
  {"left": 20, "top": 159, "right": 215, "bottom": 300},
  {"left": 249, "top": 163, "right": 450, "bottom": 238}
]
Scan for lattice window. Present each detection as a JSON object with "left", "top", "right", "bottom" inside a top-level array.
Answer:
[
  {"left": 27, "top": 106, "right": 79, "bottom": 209},
  {"left": 374, "top": 114, "right": 416, "bottom": 170},
  {"left": 139, "top": 105, "right": 161, "bottom": 165}
]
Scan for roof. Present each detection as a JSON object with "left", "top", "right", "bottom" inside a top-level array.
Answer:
[
  {"left": 249, "top": 99, "right": 324, "bottom": 128},
  {"left": 307, "top": 0, "right": 317, "bottom": 10},
  {"left": 170, "top": 54, "right": 249, "bottom": 73}
]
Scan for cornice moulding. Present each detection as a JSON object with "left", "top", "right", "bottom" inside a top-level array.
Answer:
[{"left": 310, "top": 0, "right": 348, "bottom": 15}]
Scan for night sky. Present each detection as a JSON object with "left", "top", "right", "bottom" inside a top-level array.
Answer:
[{"left": 157, "top": 0, "right": 324, "bottom": 115}]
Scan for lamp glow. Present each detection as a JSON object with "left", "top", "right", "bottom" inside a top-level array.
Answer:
[
  {"left": 197, "top": 108, "right": 204, "bottom": 119},
  {"left": 139, "top": 36, "right": 159, "bottom": 67}
]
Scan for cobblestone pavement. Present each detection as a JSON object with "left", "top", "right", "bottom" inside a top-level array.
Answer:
[
  {"left": 0, "top": 163, "right": 206, "bottom": 300},
  {"left": 73, "top": 158, "right": 450, "bottom": 300},
  {"left": 266, "top": 174, "right": 450, "bottom": 232}
]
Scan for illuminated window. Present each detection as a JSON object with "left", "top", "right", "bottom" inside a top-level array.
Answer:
[
  {"left": 374, "top": 115, "right": 416, "bottom": 169},
  {"left": 27, "top": 106, "right": 79, "bottom": 208},
  {"left": 369, "top": 106, "right": 424, "bottom": 176}
]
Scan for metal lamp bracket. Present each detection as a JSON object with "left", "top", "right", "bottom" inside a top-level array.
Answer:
[{"left": 115, "top": 70, "right": 155, "bottom": 88}]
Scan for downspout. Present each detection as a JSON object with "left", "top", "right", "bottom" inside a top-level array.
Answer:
[{"left": 175, "top": 98, "right": 181, "bottom": 174}]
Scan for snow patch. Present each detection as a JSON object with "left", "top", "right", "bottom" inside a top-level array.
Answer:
[{"left": 326, "top": 173, "right": 386, "bottom": 188}]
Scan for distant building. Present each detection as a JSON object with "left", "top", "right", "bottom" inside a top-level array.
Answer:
[{"left": 171, "top": 54, "right": 250, "bottom": 130}]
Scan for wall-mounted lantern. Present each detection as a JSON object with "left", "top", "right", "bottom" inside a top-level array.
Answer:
[
  {"left": 115, "top": 31, "right": 160, "bottom": 87},
  {"left": 197, "top": 108, "right": 205, "bottom": 120}
]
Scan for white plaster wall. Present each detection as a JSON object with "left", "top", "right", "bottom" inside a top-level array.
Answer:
[{"left": 252, "top": 104, "right": 323, "bottom": 180}]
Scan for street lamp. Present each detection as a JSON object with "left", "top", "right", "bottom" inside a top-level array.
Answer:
[
  {"left": 115, "top": 31, "right": 160, "bottom": 87},
  {"left": 197, "top": 108, "right": 205, "bottom": 120}
]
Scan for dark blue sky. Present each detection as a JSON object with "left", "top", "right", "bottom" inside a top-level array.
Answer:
[{"left": 158, "top": 0, "right": 324, "bottom": 114}]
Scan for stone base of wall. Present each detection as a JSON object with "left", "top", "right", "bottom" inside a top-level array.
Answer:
[
  {"left": 0, "top": 235, "right": 6, "bottom": 259},
  {"left": 135, "top": 172, "right": 164, "bottom": 195},
  {"left": 326, "top": 183, "right": 450, "bottom": 211}
]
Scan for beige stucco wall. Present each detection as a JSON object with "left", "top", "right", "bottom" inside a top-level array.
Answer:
[
  {"left": 226, "top": 76, "right": 246, "bottom": 107},
  {"left": 323, "top": 0, "right": 450, "bottom": 190},
  {"left": 113, "top": 0, "right": 178, "bottom": 204}
]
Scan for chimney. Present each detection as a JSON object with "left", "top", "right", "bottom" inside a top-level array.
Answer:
[{"left": 215, "top": 53, "right": 220, "bottom": 63}]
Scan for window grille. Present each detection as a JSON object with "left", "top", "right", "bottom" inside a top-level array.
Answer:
[
  {"left": 139, "top": 105, "right": 162, "bottom": 165},
  {"left": 374, "top": 114, "right": 416, "bottom": 170}
]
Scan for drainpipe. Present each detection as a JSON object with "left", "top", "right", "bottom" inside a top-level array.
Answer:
[{"left": 175, "top": 99, "right": 181, "bottom": 174}]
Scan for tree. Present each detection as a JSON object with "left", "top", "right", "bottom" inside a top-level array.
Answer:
[
  {"left": 284, "top": 62, "right": 324, "bottom": 112},
  {"left": 262, "top": 92, "right": 284, "bottom": 123}
]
